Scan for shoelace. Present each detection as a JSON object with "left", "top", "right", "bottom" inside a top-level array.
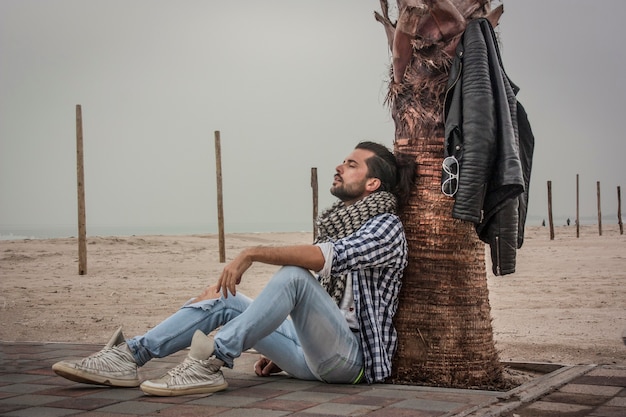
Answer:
[
  {"left": 164, "top": 357, "right": 222, "bottom": 385},
  {"left": 80, "top": 347, "right": 132, "bottom": 372},
  {"left": 167, "top": 358, "right": 197, "bottom": 377}
]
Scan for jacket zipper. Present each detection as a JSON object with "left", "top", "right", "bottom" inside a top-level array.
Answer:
[{"left": 495, "top": 235, "right": 501, "bottom": 275}]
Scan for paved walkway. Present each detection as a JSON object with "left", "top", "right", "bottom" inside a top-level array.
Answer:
[{"left": 0, "top": 341, "right": 624, "bottom": 416}]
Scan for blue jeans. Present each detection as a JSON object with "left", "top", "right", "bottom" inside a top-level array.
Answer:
[{"left": 126, "top": 266, "right": 364, "bottom": 383}]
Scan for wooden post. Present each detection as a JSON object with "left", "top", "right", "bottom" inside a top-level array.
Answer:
[
  {"left": 311, "top": 168, "right": 318, "bottom": 241},
  {"left": 618, "top": 186, "right": 623, "bottom": 235},
  {"left": 597, "top": 181, "right": 602, "bottom": 236},
  {"left": 547, "top": 180, "right": 555, "bottom": 240},
  {"left": 576, "top": 174, "right": 580, "bottom": 238},
  {"left": 214, "top": 131, "right": 225, "bottom": 263},
  {"left": 75, "top": 105, "right": 87, "bottom": 275}
]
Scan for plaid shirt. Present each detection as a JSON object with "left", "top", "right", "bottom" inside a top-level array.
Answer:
[{"left": 326, "top": 213, "right": 407, "bottom": 383}]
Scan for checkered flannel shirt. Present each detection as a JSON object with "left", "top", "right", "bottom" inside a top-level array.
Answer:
[{"left": 326, "top": 213, "right": 407, "bottom": 383}]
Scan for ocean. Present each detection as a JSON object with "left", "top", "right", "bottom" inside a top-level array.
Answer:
[
  {"left": 0, "top": 221, "right": 314, "bottom": 240},
  {"left": 1, "top": 215, "right": 621, "bottom": 241}
]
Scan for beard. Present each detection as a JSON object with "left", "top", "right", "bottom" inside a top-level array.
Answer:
[{"left": 330, "top": 177, "right": 367, "bottom": 202}]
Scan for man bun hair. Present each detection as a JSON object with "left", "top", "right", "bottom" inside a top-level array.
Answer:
[{"left": 355, "top": 141, "right": 416, "bottom": 211}]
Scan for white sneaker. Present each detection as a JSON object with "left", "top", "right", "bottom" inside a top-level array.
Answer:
[
  {"left": 52, "top": 326, "right": 140, "bottom": 387},
  {"left": 140, "top": 330, "right": 228, "bottom": 396}
]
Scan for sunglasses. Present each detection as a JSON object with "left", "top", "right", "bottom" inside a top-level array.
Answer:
[{"left": 441, "top": 156, "right": 459, "bottom": 197}]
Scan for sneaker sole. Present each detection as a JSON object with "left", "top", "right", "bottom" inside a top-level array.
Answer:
[
  {"left": 52, "top": 362, "right": 140, "bottom": 387},
  {"left": 140, "top": 381, "right": 228, "bottom": 397}
]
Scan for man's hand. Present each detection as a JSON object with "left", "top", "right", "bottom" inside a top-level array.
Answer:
[
  {"left": 254, "top": 356, "right": 282, "bottom": 377},
  {"left": 216, "top": 250, "right": 253, "bottom": 298}
]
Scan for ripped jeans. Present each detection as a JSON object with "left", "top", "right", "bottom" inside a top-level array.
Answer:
[{"left": 126, "top": 266, "right": 364, "bottom": 383}]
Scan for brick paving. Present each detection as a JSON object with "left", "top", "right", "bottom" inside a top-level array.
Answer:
[{"left": 0, "top": 341, "right": 624, "bottom": 416}]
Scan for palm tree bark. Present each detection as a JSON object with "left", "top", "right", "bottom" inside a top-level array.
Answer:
[{"left": 375, "top": 0, "right": 505, "bottom": 388}]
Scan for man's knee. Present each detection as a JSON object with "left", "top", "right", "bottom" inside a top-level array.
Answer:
[{"left": 272, "top": 266, "right": 315, "bottom": 288}]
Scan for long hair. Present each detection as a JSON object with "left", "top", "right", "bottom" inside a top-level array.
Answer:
[{"left": 355, "top": 141, "right": 416, "bottom": 211}]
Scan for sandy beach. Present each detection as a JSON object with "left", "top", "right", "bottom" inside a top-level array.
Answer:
[{"left": 1, "top": 225, "right": 624, "bottom": 367}]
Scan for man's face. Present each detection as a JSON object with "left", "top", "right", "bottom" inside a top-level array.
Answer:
[{"left": 331, "top": 148, "right": 377, "bottom": 205}]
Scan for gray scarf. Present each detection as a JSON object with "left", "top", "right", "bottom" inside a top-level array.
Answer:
[{"left": 315, "top": 191, "right": 397, "bottom": 304}]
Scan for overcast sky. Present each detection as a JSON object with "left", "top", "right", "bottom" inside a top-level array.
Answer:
[{"left": 1, "top": 0, "right": 625, "bottom": 237}]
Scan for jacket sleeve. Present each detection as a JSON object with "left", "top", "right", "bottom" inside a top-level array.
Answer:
[
  {"left": 483, "top": 198, "right": 519, "bottom": 275},
  {"left": 515, "top": 102, "right": 535, "bottom": 249}
]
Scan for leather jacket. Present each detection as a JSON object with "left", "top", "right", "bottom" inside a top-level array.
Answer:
[{"left": 443, "top": 18, "right": 535, "bottom": 276}]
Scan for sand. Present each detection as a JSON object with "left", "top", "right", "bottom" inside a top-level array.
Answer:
[{"left": 1, "top": 225, "right": 624, "bottom": 366}]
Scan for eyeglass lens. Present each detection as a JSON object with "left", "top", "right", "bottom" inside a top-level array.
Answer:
[{"left": 441, "top": 156, "right": 459, "bottom": 197}]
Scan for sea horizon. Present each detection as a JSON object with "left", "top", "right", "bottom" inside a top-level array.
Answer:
[{"left": 1, "top": 213, "right": 622, "bottom": 241}]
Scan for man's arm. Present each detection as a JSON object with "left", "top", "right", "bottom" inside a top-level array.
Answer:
[
  {"left": 216, "top": 245, "right": 325, "bottom": 298},
  {"left": 329, "top": 214, "right": 407, "bottom": 276}
]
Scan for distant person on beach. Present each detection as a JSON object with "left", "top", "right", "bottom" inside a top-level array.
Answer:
[{"left": 52, "top": 141, "right": 416, "bottom": 396}]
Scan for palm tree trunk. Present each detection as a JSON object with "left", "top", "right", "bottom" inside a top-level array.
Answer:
[
  {"left": 376, "top": 0, "right": 504, "bottom": 388},
  {"left": 394, "top": 135, "right": 503, "bottom": 388}
]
